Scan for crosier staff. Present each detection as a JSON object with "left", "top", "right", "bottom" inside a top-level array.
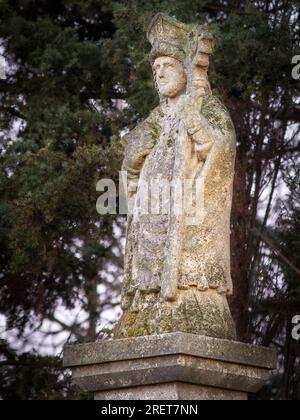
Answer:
[{"left": 161, "top": 29, "right": 214, "bottom": 302}]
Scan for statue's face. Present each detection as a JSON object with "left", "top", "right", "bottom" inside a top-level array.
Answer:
[{"left": 153, "top": 56, "right": 187, "bottom": 98}]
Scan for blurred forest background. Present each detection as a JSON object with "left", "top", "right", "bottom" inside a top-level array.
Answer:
[{"left": 0, "top": 0, "right": 299, "bottom": 400}]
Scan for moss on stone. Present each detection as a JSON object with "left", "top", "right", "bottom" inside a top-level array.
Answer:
[
  {"left": 202, "top": 95, "right": 234, "bottom": 134},
  {"left": 114, "top": 289, "right": 236, "bottom": 340}
]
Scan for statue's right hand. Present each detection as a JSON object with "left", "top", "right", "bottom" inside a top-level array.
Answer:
[{"left": 195, "top": 142, "right": 213, "bottom": 162}]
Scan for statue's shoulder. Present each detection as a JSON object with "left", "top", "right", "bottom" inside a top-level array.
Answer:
[
  {"left": 123, "top": 106, "right": 162, "bottom": 143},
  {"left": 135, "top": 105, "right": 163, "bottom": 129},
  {"left": 145, "top": 105, "right": 164, "bottom": 128},
  {"left": 202, "top": 95, "right": 234, "bottom": 134},
  {"left": 122, "top": 105, "right": 163, "bottom": 150},
  {"left": 144, "top": 105, "right": 163, "bottom": 140}
]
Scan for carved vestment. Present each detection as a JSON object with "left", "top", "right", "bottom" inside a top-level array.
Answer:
[{"left": 122, "top": 95, "right": 236, "bottom": 312}]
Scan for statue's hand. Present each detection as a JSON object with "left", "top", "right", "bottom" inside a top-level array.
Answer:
[
  {"left": 191, "top": 119, "right": 214, "bottom": 162},
  {"left": 176, "top": 94, "right": 215, "bottom": 162},
  {"left": 176, "top": 95, "right": 213, "bottom": 142},
  {"left": 189, "top": 77, "right": 209, "bottom": 103},
  {"left": 195, "top": 142, "right": 213, "bottom": 161},
  {"left": 176, "top": 94, "right": 203, "bottom": 130}
]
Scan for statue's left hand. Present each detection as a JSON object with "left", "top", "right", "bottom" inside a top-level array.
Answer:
[
  {"left": 195, "top": 142, "right": 213, "bottom": 161},
  {"left": 176, "top": 95, "right": 213, "bottom": 141},
  {"left": 176, "top": 94, "right": 215, "bottom": 162}
]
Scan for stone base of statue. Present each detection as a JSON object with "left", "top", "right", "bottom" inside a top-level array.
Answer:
[
  {"left": 63, "top": 332, "right": 276, "bottom": 401},
  {"left": 114, "top": 289, "right": 237, "bottom": 341}
]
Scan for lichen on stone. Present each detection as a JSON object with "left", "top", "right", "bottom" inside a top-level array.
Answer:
[
  {"left": 114, "top": 289, "right": 236, "bottom": 340},
  {"left": 202, "top": 95, "right": 234, "bottom": 134},
  {"left": 115, "top": 14, "right": 237, "bottom": 342}
]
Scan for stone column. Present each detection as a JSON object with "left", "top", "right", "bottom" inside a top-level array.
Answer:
[{"left": 63, "top": 332, "right": 276, "bottom": 400}]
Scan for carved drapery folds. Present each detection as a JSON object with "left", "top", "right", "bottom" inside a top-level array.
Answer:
[{"left": 114, "top": 14, "right": 237, "bottom": 340}]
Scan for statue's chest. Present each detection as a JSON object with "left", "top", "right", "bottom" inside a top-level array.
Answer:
[{"left": 141, "top": 114, "right": 178, "bottom": 182}]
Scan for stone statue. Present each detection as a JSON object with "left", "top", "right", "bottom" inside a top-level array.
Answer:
[{"left": 114, "top": 13, "right": 237, "bottom": 340}]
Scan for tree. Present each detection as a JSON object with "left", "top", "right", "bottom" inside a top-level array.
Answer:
[
  {"left": 0, "top": 339, "right": 91, "bottom": 399},
  {"left": 249, "top": 165, "right": 300, "bottom": 400},
  {"left": 0, "top": 0, "right": 299, "bottom": 399},
  {"left": 0, "top": 0, "right": 124, "bottom": 340}
]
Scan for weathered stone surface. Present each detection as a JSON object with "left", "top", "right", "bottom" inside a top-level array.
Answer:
[
  {"left": 116, "top": 13, "right": 237, "bottom": 340},
  {"left": 63, "top": 14, "right": 277, "bottom": 401},
  {"left": 114, "top": 290, "right": 236, "bottom": 340},
  {"left": 95, "top": 383, "right": 247, "bottom": 401},
  {"left": 70, "top": 355, "right": 270, "bottom": 394},
  {"left": 64, "top": 332, "right": 276, "bottom": 369},
  {"left": 63, "top": 333, "right": 276, "bottom": 399}
]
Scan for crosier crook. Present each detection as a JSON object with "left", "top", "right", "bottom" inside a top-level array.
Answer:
[{"left": 161, "top": 31, "right": 214, "bottom": 302}]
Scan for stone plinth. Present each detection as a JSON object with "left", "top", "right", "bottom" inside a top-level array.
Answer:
[{"left": 63, "top": 332, "right": 276, "bottom": 401}]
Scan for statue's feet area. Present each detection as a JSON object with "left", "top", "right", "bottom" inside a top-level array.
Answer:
[{"left": 114, "top": 289, "right": 236, "bottom": 340}]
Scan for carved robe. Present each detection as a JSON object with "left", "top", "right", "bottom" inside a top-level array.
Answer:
[{"left": 121, "top": 94, "right": 236, "bottom": 313}]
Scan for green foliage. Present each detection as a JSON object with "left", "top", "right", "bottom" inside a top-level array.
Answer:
[
  {"left": 0, "top": 339, "right": 91, "bottom": 400},
  {"left": 211, "top": 7, "right": 298, "bottom": 102},
  {"left": 0, "top": 0, "right": 126, "bottom": 329}
]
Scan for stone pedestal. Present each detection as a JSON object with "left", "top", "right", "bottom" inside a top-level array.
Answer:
[{"left": 63, "top": 332, "right": 276, "bottom": 401}]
